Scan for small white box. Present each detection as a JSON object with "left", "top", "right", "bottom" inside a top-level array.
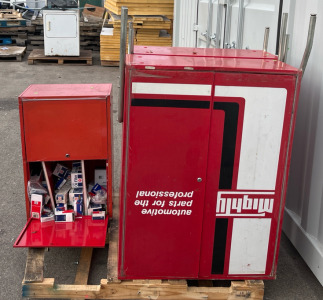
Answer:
[
  {"left": 71, "top": 163, "right": 83, "bottom": 188},
  {"left": 41, "top": 213, "right": 55, "bottom": 223},
  {"left": 53, "top": 163, "right": 69, "bottom": 178},
  {"left": 55, "top": 209, "right": 75, "bottom": 222},
  {"left": 95, "top": 169, "right": 107, "bottom": 187},
  {"left": 55, "top": 183, "right": 70, "bottom": 204},
  {"left": 92, "top": 211, "right": 105, "bottom": 220}
]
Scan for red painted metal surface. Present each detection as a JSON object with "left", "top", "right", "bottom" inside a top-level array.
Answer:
[
  {"left": 198, "top": 73, "right": 297, "bottom": 279},
  {"left": 134, "top": 45, "right": 277, "bottom": 60},
  {"left": 16, "top": 84, "right": 113, "bottom": 247},
  {"left": 14, "top": 217, "right": 108, "bottom": 248},
  {"left": 127, "top": 54, "right": 299, "bottom": 74},
  {"left": 119, "top": 71, "right": 214, "bottom": 279},
  {"left": 20, "top": 84, "right": 112, "bottom": 99},
  {"left": 22, "top": 99, "right": 108, "bottom": 162},
  {"left": 119, "top": 46, "right": 301, "bottom": 280}
]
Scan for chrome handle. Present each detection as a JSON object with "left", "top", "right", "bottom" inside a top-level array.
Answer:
[
  {"left": 128, "top": 21, "right": 134, "bottom": 54},
  {"left": 236, "top": 0, "right": 245, "bottom": 49},
  {"left": 263, "top": 27, "right": 270, "bottom": 52},
  {"left": 278, "top": 13, "right": 288, "bottom": 62},
  {"left": 206, "top": 0, "right": 214, "bottom": 48},
  {"left": 223, "top": 0, "right": 232, "bottom": 48},
  {"left": 300, "top": 14, "right": 317, "bottom": 73},
  {"left": 215, "top": 0, "right": 224, "bottom": 48}
]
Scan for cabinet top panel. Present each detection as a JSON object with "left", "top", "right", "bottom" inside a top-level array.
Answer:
[
  {"left": 127, "top": 47, "right": 299, "bottom": 75},
  {"left": 134, "top": 46, "right": 277, "bottom": 60},
  {"left": 19, "top": 84, "right": 112, "bottom": 100}
]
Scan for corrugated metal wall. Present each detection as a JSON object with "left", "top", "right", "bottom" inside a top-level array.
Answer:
[
  {"left": 173, "top": 0, "right": 199, "bottom": 47},
  {"left": 283, "top": 0, "right": 323, "bottom": 286}
]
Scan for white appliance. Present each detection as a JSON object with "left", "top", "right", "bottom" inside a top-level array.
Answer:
[{"left": 43, "top": 9, "right": 80, "bottom": 56}]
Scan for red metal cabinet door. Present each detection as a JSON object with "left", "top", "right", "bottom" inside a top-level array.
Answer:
[
  {"left": 119, "top": 70, "right": 214, "bottom": 279},
  {"left": 22, "top": 99, "right": 108, "bottom": 161},
  {"left": 199, "top": 72, "right": 297, "bottom": 279}
]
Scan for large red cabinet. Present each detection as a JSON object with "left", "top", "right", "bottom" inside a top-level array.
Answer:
[
  {"left": 119, "top": 46, "right": 301, "bottom": 280},
  {"left": 14, "top": 84, "right": 113, "bottom": 248}
]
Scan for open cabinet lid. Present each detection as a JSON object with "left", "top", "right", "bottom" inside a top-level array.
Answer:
[{"left": 14, "top": 217, "right": 108, "bottom": 248}]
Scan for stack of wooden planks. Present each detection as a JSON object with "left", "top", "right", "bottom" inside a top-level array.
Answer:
[
  {"left": 105, "top": 0, "right": 174, "bottom": 18},
  {"left": 101, "top": 0, "right": 173, "bottom": 65}
]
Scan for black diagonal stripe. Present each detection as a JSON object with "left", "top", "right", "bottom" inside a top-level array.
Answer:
[
  {"left": 131, "top": 98, "right": 210, "bottom": 109},
  {"left": 214, "top": 102, "right": 239, "bottom": 189},
  {"left": 212, "top": 218, "right": 229, "bottom": 274}
]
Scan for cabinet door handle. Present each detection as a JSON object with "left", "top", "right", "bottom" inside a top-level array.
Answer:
[{"left": 47, "top": 21, "right": 51, "bottom": 31}]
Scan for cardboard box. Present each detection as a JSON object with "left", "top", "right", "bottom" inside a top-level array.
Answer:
[
  {"left": 69, "top": 188, "right": 83, "bottom": 216},
  {"left": 31, "top": 194, "right": 42, "bottom": 219},
  {"left": 56, "top": 203, "right": 67, "bottom": 211},
  {"left": 53, "top": 163, "right": 69, "bottom": 178},
  {"left": 55, "top": 209, "right": 75, "bottom": 222},
  {"left": 92, "top": 211, "right": 105, "bottom": 220},
  {"left": 55, "top": 177, "right": 67, "bottom": 190},
  {"left": 88, "top": 203, "right": 102, "bottom": 215},
  {"left": 55, "top": 182, "right": 70, "bottom": 204},
  {"left": 41, "top": 213, "right": 55, "bottom": 223},
  {"left": 71, "top": 162, "right": 83, "bottom": 188},
  {"left": 95, "top": 169, "right": 107, "bottom": 187}
]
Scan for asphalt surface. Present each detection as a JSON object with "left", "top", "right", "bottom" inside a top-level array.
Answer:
[{"left": 0, "top": 52, "right": 322, "bottom": 299}]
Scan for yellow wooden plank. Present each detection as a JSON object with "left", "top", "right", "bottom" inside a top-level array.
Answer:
[
  {"left": 74, "top": 248, "right": 93, "bottom": 285},
  {"left": 22, "top": 278, "right": 264, "bottom": 299}
]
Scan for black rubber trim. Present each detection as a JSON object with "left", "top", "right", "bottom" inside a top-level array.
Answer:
[
  {"left": 212, "top": 218, "right": 229, "bottom": 274},
  {"left": 131, "top": 98, "right": 210, "bottom": 109},
  {"left": 214, "top": 102, "right": 239, "bottom": 190}
]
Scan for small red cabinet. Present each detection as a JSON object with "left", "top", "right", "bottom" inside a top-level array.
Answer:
[{"left": 14, "top": 84, "right": 113, "bottom": 248}]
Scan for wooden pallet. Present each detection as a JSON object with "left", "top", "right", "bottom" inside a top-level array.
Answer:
[
  {"left": 21, "top": 200, "right": 264, "bottom": 299},
  {"left": 0, "top": 45, "right": 25, "bottom": 61},
  {"left": 28, "top": 49, "right": 93, "bottom": 65},
  {"left": 0, "top": 19, "right": 27, "bottom": 27},
  {"left": 0, "top": 9, "right": 22, "bottom": 19}
]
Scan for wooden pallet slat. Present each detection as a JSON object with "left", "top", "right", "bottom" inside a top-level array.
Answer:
[
  {"left": 22, "top": 278, "right": 264, "bottom": 299},
  {"left": 23, "top": 248, "right": 45, "bottom": 283},
  {"left": 0, "top": 45, "right": 26, "bottom": 61},
  {"left": 28, "top": 49, "right": 93, "bottom": 65},
  {"left": 0, "top": 19, "right": 27, "bottom": 27}
]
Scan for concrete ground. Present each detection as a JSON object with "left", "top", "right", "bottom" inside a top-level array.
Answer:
[{"left": 0, "top": 52, "right": 322, "bottom": 299}]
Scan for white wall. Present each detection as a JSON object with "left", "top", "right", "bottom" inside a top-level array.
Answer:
[{"left": 283, "top": 0, "right": 323, "bottom": 286}]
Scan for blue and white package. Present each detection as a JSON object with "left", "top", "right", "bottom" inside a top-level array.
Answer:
[
  {"left": 91, "top": 183, "right": 103, "bottom": 194},
  {"left": 53, "top": 163, "right": 69, "bottom": 178},
  {"left": 88, "top": 203, "right": 102, "bottom": 215},
  {"left": 71, "top": 162, "right": 83, "bottom": 188},
  {"left": 92, "top": 211, "right": 105, "bottom": 220},
  {"left": 56, "top": 203, "right": 67, "bottom": 211},
  {"left": 41, "top": 212, "right": 55, "bottom": 223},
  {"left": 69, "top": 188, "right": 83, "bottom": 216},
  {"left": 55, "top": 177, "right": 67, "bottom": 190},
  {"left": 90, "top": 184, "right": 107, "bottom": 205},
  {"left": 55, "top": 209, "right": 74, "bottom": 222},
  {"left": 55, "top": 182, "right": 70, "bottom": 204}
]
